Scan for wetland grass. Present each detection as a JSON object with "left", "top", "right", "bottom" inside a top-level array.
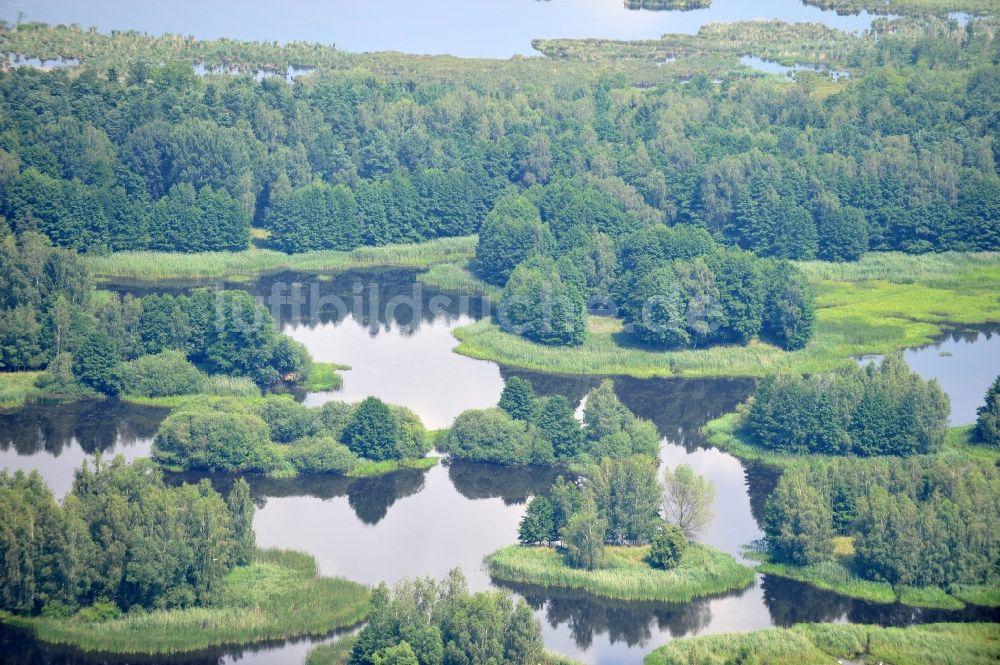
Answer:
[
  {"left": 486, "top": 543, "right": 754, "bottom": 604},
  {"left": 2, "top": 549, "right": 370, "bottom": 655},
  {"left": 644, "top": 622, "right": 1000, "bottom": 665}
]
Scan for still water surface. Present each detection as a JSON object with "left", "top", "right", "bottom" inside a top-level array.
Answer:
[
  {"left": 2, "top": 269, "right": 997, "bottom": 664},
  {"left": 4, "top": 0, "right": 884, "bottom": 58}
]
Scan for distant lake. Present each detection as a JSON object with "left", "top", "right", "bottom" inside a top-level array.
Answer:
[{"left": 5, "top": 0, "right": 882, "bottom": 58}]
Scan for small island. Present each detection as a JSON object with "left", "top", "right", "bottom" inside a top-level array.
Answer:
[
  {"left": 487, "top": 542, "right": 753, "bottom": 604},
  {"left": 152, "top": 393, "right": 437, "bottom": 478},
  {"left": 486, "top": 457, "right": 754, "bottom": 603}
]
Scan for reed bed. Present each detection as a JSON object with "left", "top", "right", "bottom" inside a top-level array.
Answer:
[
  {"left": 7, "top": 549, "right": 370, "bottom": 655},
  {"left": 306, "top": 635, "right": 358, "bottom": 665},
  {"left": 347, "top": 457, "right": 439, "bottom": 478},
  {"left": 644, "top": 622, "right": 1000, "bottom": 665},
  {"left": 486, "top": 544, "right": 754, "bottom": 604},
  {"left": 0, "top": 372, "right": 42, "bottom": 409},
  {"left": 86, "top": 236, "right": 478, "bottom": 283},
  {"left": 417, "top": 262, "right": 500, "bottom": 298},
  {"left": 304, "top": 362, "right": 348, "bottom": 392}
]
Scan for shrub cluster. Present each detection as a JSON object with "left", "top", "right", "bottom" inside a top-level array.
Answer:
[{"left": 152, "top": 395, "right": 431, "bottom": 475}]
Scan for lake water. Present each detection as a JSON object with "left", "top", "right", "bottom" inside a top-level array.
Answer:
[
  {"left": 5, "top": 0, "right": 884, "bottom": 59},
  {"left": 898, "top": 327, "right": 1000, "bottom": 427},
  {"left": 3, "top": 268, "right": 998, "bottom": 664}
]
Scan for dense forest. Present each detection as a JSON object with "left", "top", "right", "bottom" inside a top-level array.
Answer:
[
  {"left": 0, "top": 17, "right": 997, "bottom": 261},
  {"left": 350, "top": 570, "right": 544, "bottom": 665},
  {"left": 0, "top": 457, "right": 254, "bottom": 614},
  {"left": 1, "top": 16, "right": 997, "bottom": 359},
  {"left": 0, "top": 6, "right": 998, "bottom": 663},
  {"left": 765, "top": 456, "right": 1000, "bottom": 588},
  {"left": 743, "top": 355, "right": 951, "bottom": 456},
  {"left": 0, "top": 223, "right": 312, "bottom": 393}
]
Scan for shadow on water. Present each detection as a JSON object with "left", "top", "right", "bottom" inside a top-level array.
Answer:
[
  {"left": 505, "top": 369, "right": 756, "bottom": 451},
  {"left": 0, "top": 401, "right": 168, "bottom": 457},
  {"left": 166, "top": 464, "right": 431, "bottom": 526},
  {"left": 500, "top": 580, "right": 727, "bottom": 649},
  {"left": 447, "top": 460, "right": 562, "bottom": 505},
  {"left": 760, "top": 574, "right": 1000, "bottom": 627},
  {"left": 0, "top": 619, "right": 355, "bottom": 665}
]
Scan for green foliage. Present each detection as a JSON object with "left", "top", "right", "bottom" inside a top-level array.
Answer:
[
  {"left": 152, "top": 409, "right": 274, "bottom": 473},
  {"left": 453, "top": 252, "right": 1000, "bottom": 380},
  {"left": 447, "top": 379, "right": 655, "bottom": 466},
  {"left": 973, "top": 375, "right": 1000, "bottom": 447},
  {"left": 227, "top": 479, "right": 256, "bottom": 567},
  {"left": 765, "top": 471, "right": 835, "bottom": 566},
  {"left": 33, "top": 353, "right": 95, "bottom": 400},
  {"left": 500, "top": 255, "right": 587, "bottom": 347},
  {"left": 588, "top": 456, "right": 663, "bottom": 545},
  {"left": 475, "top": 193, "right": 552, "bottom": 285},
  {"left": 498, "top": 376, "right": 536, "bottom": 421},
  {"left": 258, "top": 395, "right": 319, "bottom": 443},
  {"left": 149, "top": 183, "right": 249, "bottom": 252},
  {"left": 582, "top": 380, "right": 661, "bottom": 459},
  {"left": 267, "top": 181, "right": 360, "bottom": 253},
  {"left": 284, "top": 436, "right": 361, "bottom": 475},
  {"left": 560, "top": 503, "right": 607, "bottom": 571},
  {"left": 150, "top": 396, "right": 429, "bottom": 476},
  {"left": 764, "top": 457, "right": 1000, "bottom": 588},
  {"left": 519, "top": 496, "right": 556, "bottom": 546},
  {"left": 72, "top": 330, "right": 120, "bottom": 394},
  {"left": 762, "top": 260, "right": 815, "bottom": 351},
  {"left": 8, "top": 549, "right": 370, "bottom": 654},
  {"left": 645, "top": 623, "right": 1000, "bottom": 665},
  {"left": 350, "top": 569, "right": 543, "bottom": 665},
  {"left": 745, "top": 355, "right": 950, "bottom": 456},
  {"left": 533, "top": 395, "right": 584, "bottom": 459},
  {"left": 343, "top": 397, "right": 402, "bottom": 462},
  {"left": 373, "top": 642, "right": 419, "bottom": 665},
  {"left": 441, "top": 408, "right": 547, "bottom": 466},
  {"left": 115, "top": 350, "right": 204, "bottom": 397},
  {"left": 662, "top": 464, "right": 716, "bottom": 539},
  {"left": 647, "top": 523, "right": 688, "bottom": 570},
  {"left": 0, "top": 457, "right": 248, "bottom": 615}
]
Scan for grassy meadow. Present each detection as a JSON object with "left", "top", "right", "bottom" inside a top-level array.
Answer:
[
  {"left": 486, "top": 543, "right": 755, "bottom": 604},
  {"left": 454, "top": 251, "right": 1000, "bottom": 378},
  {"left": 0, "top": 372, "right": 43, "bottom": 409},
  {"left": 644, "top": 622, "right": 1000, "bottom": 665},
  {"left": 85, "top": 235, "right": 478, "bottom": 283},
  {"left": 2, "top": 549, "right": 370, "bottom": 654}
]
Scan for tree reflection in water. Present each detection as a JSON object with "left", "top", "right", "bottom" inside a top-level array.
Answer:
[
  {"left": 0, "top": 400, "right": 168, "bottom": 457},
  {"left": 499, "top": 581, "right": 723, "bottom": 649}
]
